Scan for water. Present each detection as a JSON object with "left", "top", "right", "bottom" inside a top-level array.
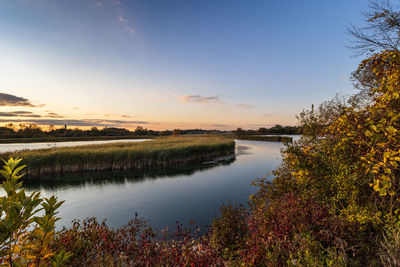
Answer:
[
  {"left": 0, "top": 139, "right": 149, "bottom": 153},
  {"left": 22, "top": 140, "right": 286, "bottom": 230}
]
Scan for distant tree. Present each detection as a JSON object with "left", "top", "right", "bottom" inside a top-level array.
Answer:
[
  {"left": 134, "top": 126, "right": 145, "bottom": 135},
  {"left": 257, "top": 127, "right": 268, "bottom": 135},
  {"left": 172, "top": 129, "right": 181, "bottom": 136},
  {"left": 235, "top": 128, "right": 246, "bottom": 136}
]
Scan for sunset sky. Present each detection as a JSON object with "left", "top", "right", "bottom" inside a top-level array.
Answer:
[{"left": 0, "top": 0, "right": 368, "bottom": 130}]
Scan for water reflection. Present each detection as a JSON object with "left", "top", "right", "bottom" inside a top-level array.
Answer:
[
  {"left": 0, "top": 139, "right": 149, "bottom": 153},
  {"left": 24, "top": 158, "right": 236, "bottom": 191},
  {"left": 20, "top": 140, "right": 284, "bottom": 230}
]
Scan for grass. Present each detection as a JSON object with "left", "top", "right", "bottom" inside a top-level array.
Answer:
[
  {"left": 235, "top": 135, "right": 293, "bottom": 142},
  {"left": 0, "top": 136, "right": 235, "bottom": 176}
]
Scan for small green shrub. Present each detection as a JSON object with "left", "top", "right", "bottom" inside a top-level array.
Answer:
[{"left": 0, "top": 158, "right": 71, "bottom": 266}]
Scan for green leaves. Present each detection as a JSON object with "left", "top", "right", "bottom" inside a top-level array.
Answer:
[{"left": 0, "top": 158, "right": 70, "bottom": 266}]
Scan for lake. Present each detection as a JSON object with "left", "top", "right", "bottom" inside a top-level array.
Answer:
[
  {"left": 21, "top": 139, "right": 288, "bottom": 231},
  {"left": 0, "top": 139, "right": 149, "bottom": 153}
]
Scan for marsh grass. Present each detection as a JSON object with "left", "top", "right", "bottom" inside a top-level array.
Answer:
[{"left": 0, "top": 137, "right": 235, "bottom": 176}]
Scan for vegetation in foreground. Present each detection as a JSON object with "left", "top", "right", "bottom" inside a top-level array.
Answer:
[
  {"left": 0, "top": 137, "right": 235, "bottom": 176},
  {"left": 2, "top": 2, "right": 400, "bottom": 266}
]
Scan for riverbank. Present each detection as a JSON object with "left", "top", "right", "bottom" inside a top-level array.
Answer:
[{"left": 0, "top": 137, "right": 235, "bottom": 176}]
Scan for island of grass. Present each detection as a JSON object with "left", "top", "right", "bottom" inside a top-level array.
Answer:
[{"left": 0, "top": 137, "right": 235, "bottom": 176}]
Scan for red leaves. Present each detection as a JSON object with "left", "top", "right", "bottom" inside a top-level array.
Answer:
[{"left": 52, "top": 217, "right": 224, "bottom": 266}]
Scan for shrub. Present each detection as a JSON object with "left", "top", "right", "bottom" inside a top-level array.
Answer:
[
  {"left": 209, "top": 202, "right": 248, "bottom": 260},
  {"left": 53, "top": 217, "right": 223, "bottom": 266},
  {"left": 379, "top": 226, "right": 400, "bottom": 266},
  {"left": 0, "top": 158, "right": 71, "bottom": 266}
]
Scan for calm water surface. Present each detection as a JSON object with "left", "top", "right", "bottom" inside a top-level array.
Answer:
[
  {"left": 0, "top": 139, "right": 149, "bottom": 153},
  {"left": 22, "top": 140, "right": 288, "bottom": 230}
]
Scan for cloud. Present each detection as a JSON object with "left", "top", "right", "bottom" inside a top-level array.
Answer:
[
  {"left": 0, "top": 93, "right": 35, "bottom": 107},
  {"left": 125, "top": 26, "right": 135, "bottom": 34},
  {"left": 237, "top": 104, "right": 254, "bottom": 109},
  {"left": 95, "top": 1, "right": 103, "bottom": 7},
  {"left": 0, "top": 119, "right": 148, "bottom": 127},
  {"left": 178, "top": 94, "right": 224, "bottom": 105},
  {"left": 118, "top": 15, "right": 126, "bottom": 22},
  {"left": 0, "top": 111, "right": 41, "bottom": 118},
  {"left": 46, "top": 112, "right": 64, "bottom": 118}
]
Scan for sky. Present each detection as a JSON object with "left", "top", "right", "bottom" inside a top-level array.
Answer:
[{"left": 0, "top": 0, "right": 370, "bottom": 130}]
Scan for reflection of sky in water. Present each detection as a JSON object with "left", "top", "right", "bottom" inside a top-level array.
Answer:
[
  {"left": 19, "top": 140, "right": 284, "bottom": 231},
  {"left": 0, "top": 139, "right": 149, "bottom": 153}
]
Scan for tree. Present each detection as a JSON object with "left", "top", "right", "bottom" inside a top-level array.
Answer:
[
  {"left": 172, "top": 129, "right": 181, "bottom": 136},
  {"left": 348, "top": 0, "right": 400, "bottom": 55}
]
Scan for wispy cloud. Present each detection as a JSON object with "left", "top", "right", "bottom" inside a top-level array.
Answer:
[
  {"left": 0, "top": 111, "right": 41, "bottom": 118},
  {"left": 0, "top": 93, "right": 36, "bottom": 107},
  {"left": 177, "top": 94, "right": 225, "bottom": 105},
  {"left": 118, "top": 15, "right": 126, "bottom": 22},
  {"left": 237, "top": 104, "right": 254, "bottom": 109},
  {"left": 125, "top": 26, "right": 135, "bottom": 34},
  {"left": 0, "top": 119, "right": 148, "bottom": 127},
  {"left": 94, "top": 0, "right": 135, "bottom": 34},
  {"left": 46, "top": 112, "right": 64, "bottom": 118}
]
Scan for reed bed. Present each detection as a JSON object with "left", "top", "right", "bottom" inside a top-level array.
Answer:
[
  {"left": 0, "top": 137, "right": 235, "bottom": 176},
  {"left": 235, "top": 135, "right": 293, "bottom": 142}
]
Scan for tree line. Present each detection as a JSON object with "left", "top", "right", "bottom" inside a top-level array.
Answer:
[{"left": 0, "top": 124, "right": 299, "bottom": 139}]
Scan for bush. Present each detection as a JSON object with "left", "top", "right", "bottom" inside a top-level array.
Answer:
[
  {"left": 53, "top": 217, "right": 223, "bottom": 266},
  {"left": 0, "top": 158, "right": 71, "bottom": 266},
  {"left": 209, "top": 202, "right": 248, "bottom": 260}
]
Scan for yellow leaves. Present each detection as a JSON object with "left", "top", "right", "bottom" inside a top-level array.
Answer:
[
  {"left": 384, "top": 168, "right": 392, "bottom": 174},
  {"left": 373, "top": 180, "right": 380, "bottom": 192},
  {"left": 386, "top": 126, "right": 397, "bottom": 135},
  {"left": 0, "top": 158, "right": 68, "bottom": 266}
]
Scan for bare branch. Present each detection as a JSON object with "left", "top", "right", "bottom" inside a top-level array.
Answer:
[{"left": 348, "top": 0, "right": 400, "bottom": 55}]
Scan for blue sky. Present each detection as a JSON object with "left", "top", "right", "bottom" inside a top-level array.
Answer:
[{"left": 0, "top": 0, "right": 369, "bottom": 130}]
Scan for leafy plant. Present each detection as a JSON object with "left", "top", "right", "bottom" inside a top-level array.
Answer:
[{"left": 0, "top": 157, "right": 71, "bottom": 266}]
